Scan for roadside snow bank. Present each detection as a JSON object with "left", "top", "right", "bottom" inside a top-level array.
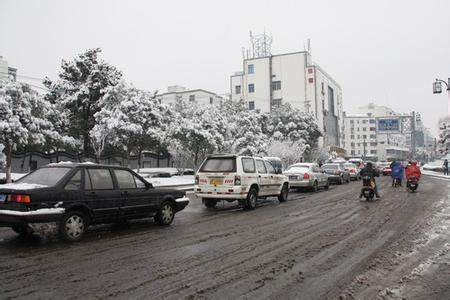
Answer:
[
  {"left": 0, "top": 183, "right": 48, "bottom": 189},
  {"left": 0, "top": 173, "right": 27, "bottom": 181},
  {"left": 145, "top": 175, "right": 194, "bottom": 187}
]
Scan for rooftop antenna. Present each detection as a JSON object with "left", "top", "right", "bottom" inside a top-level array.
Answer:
[
  {"left": 249, "top": 30, "right": 273, "bottom": 58},
  {"left": 307, "top": 38, "right": 311, "bottom": 54}
]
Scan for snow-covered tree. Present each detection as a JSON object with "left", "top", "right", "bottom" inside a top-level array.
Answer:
[
  {"left": 44, "top": 48, "right": 123, "bottom": 153},
  {"left": 170, "top": 101, "right": 226, "bottom": 167},
  {"left": 94, "top": 82, "right": 169, "bottom": 170},
  {"left": 0, "top": 78, "right": 52, "bottom": 182}
]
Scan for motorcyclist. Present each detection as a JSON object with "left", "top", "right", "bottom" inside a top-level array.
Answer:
[
  {"left": 359, "top": 162, "right": 381, "bottom": 198},
  {"left": 405, "top": 161, "right": 421, "bottom": 188},
  {"left": 391, "top": 161, "right": 404, "bottom": 187}
]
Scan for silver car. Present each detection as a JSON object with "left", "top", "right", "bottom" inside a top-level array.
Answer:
[{"left": 285, "top": 163, "right": 329, "bottom": 192}]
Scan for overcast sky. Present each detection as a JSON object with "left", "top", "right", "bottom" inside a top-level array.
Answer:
[{"left": 1, "top": 0, "right": 449, "bottom": 135}]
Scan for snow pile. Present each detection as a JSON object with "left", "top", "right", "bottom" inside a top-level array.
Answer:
[
  {"left": 0, "top": 183, "right": 47, "bottom": 190},
  {"left": 0, "top": 173, "right": 27, "bottom": 181},
  {"left": 145, "top": 175, "right": 194, "bottom": 188}
]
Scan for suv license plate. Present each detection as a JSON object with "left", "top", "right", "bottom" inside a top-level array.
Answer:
[{"left": 210, "top": 178, "right": 223, "bottom": 186}]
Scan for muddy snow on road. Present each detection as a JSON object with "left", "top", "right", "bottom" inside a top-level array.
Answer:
[{"left": 0, "top": 176, "right": 448, "bottom": 299}]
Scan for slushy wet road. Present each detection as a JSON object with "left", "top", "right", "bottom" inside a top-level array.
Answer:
[{"left": 0, "top": 176, "right": 448, "bottom": 299}]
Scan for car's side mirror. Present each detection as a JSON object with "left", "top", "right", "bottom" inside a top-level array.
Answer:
[{"left": 145, "top": 182, "right": 154, "bottom": 189}]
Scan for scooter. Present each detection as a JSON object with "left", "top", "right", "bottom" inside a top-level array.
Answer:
[
  {"left": 406, "top": 176, "right": 418, "bottom": 193},
  {"left": 392, "top": 177, "right": 402, "bottom": 187},
  {"left": 361, "top": 176, "right": 375, "bottom": 201}
]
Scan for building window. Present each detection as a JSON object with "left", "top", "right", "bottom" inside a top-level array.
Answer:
[
  {"left": 209, "top": 97, "right": 213, "bottom": 105},
  {"left": 369, "top": 119, "right": 376, "bottom": 124},
  {"left": 248, "top": 84, "right": 255, "bottom": 93},
  {"left": 362, "top": 135, "right": 367, "bottom": 139},
  {"left": 370, "top": 150, "right": 377, "bottom": 154},
  {"left": 350, "top": 120, "right": 354, "bottom": 124},
  {"left": 363, "top": 127, "right": 367, "bottom": 131},
  {"left": 351, "top": 150, "right": 355, "bottom": 155},
  {"left": 328, "top": 86, "right": 335, "bottom": 113},
  {"left": 363, "top": 120, "right": 368, "bottom": 124},
  {"left": 271, "top": 81, "right": 281, "bottom": 91},
  {"left": 248, "top": 101, "right": 255, "bottom": 110},
  {"left": 370, "top": 142, "right": 377, "bottom": 146},
  {"left": 235, "top": 85, "right": 241, "bottom": 94},
  {"left": 350, "top": 135, "right": 355, "bottom": 139},
  {"left": 271, "top": 98, "right": 282, "bottom": 109},
  {"left": 370, "top": 127, "right": 376, "bottom": 131},
  {"left": 189, "top": 95, "right": 195, "bottom": 102},
  {"left": 370, "top": 134, "right": 376, "bottom": 139},
  {"left": 248, "top": 64, "right": 254, "bottom": 74}
]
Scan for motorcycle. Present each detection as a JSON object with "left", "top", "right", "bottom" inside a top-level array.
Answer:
[
  {"left": 392, "top": 177, "right": 401, "bottom": 187},
  {"left": 406, "top": 176, "right": 418, "bottom": 192},
  {"left": 361, "top": 176, "right": 375, "bottom": 201}
]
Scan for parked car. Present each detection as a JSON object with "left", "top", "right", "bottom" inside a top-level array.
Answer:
[
  {"left": 321, "top": 163, "right": 350, "bottom": 184},
  {"left": 194, "top": 154, "right": 289, "bottom": 210},
  {"left": 0, "top": 163, "right": 189, "bottom": 242},
  {"left": 343, "top": 163, "right": 361, "bottom": 180},
  {"left": 285, "top": 163, "right": 329, "bottom": 191},
  {"left": 377, "top": 162, "right": 392, "bottom": 176}
]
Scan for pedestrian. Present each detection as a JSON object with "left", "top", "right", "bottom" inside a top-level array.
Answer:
[{"left": 444, "top": 159, "right": 449, "bottom": 176}]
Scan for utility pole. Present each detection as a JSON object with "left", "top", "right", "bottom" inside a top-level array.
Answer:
[
  {"left": 411, "top": 111, "right": 416, "bottom": 159},
  {"left": 363, "top": 137, "right": 367, "bottom": 160}
]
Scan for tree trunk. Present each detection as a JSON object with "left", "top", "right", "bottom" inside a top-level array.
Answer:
[
  {"left": 5, "top": 142, "right": 12, "bottom": 183},
  {"left": 137, "top": 149, "right": 142, "bottom": 173}
]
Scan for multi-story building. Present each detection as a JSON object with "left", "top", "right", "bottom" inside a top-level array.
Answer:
[
  {"left": 156, "top": 85, "right": 223, "bottom": 106},
  {"left": 0, "top": 56, "right": 17, "bottom": 81},
  {"left": 343, "top": 103, "right": 416, "bottom": 161},
  {"left": 230, "top": 50, "right": 344, "bottom": 150}
]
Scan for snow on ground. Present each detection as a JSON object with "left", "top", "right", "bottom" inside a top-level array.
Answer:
[
  {"left": 0, "top": 173, "right": 27, "bottom": 181},
  {"left": 144, "top": 175, "right": 194, "bottom": 188},
  {"left": 421, "top": 169, "right": 450, "bottom": 179}
]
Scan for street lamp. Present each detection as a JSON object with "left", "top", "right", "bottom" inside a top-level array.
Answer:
[{"left": 433, "top": 78, "right": 450, "bottom": 116}]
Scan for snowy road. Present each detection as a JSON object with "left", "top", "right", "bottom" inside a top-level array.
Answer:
[{"left": 0, "top": 176, "right": 448, "bottom": 299}]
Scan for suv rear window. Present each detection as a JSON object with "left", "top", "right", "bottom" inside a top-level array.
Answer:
[
  {"left": 199, "top": 157, "right": 237, "bottom": 173},
  {"left": 323, "top": 164, "right": 339, "bottom": 170}
]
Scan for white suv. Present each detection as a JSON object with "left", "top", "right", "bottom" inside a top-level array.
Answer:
[{"left": 195, "top": 154, "right": 289, "bottom": 210}]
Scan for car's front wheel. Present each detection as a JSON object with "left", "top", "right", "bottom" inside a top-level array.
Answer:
[
  {"left": 155, "top": 201, "right": 175, "bottom": 226},
  {"left": 278, "top": 184, "right": 289, "bottom": 202},
  {"left": 59, "top": 211, "right": 88, "bottom": 242}
]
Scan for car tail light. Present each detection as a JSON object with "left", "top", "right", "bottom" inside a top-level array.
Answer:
[
  {"left": 350, "top": 169, "right": 356, "bottom": 173},
  {"left": 195, "top": 175, "right": 199, "bottom": 185},
  {"left": 303, "top": 173, "right": 310, "bottom": 180},
  {"left": 10, "top": 194, "right": 31, "bottom": 203},
  {"left": 234, "top": 175, "right": 241, "bottom": 185}
]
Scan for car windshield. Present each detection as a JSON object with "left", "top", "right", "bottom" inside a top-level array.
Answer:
[
  {"left": 199, "top": 157, "right": 237, "bottom": 172},
  {"left": 323, "top": 164, "right": 339, "bottom": 170},
  {"left": 286, "top": 166, "right": 309, "bottom": 173},
  {"left": 16, "top": 167, "right": 72, "bottom": 186}
]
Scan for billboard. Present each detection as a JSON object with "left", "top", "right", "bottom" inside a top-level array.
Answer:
[{"left": 377, "top": 118, "right": 400, "bottom": 132}]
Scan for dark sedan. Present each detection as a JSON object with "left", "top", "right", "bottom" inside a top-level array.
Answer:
[
  {"left": 322, "top": 163, "right": 351, "bottom": 184},
  {"left": 0, "top": 163, "right": 189, "bottom": 242}
]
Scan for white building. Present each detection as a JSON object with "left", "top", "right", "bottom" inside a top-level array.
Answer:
[
  {"left": 156, "top": 85, "right": 223, "bottom": 106},
  {"left": 343, "top": 104, "right": 414, "bottom": 161},
  {"left": 230, "top": 50, "right": 344, "bottom": 150},
  {"left": 0, "top": 56, "right": 17, "bottom": 81}
]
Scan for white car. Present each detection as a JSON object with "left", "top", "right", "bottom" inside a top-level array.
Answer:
[
  {"left": 285, "top": 163, "right": 329, "bottom": 191},
  {"left": 195, "top": 154, "right": 290, "bottom": 210}
]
